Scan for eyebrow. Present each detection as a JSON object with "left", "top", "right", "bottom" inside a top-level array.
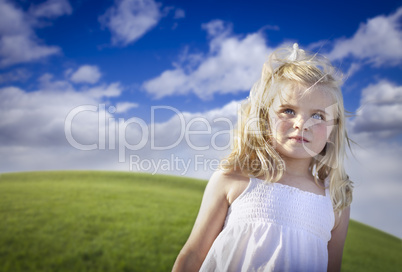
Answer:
[{"left": 278, "top": 104, "right": 329, "bottom": 116}]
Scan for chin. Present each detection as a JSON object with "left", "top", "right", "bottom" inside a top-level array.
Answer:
[
  {"left": 278, "top": 150, "right": 316, "bottom": 160},
  {"left": 277, "top": 146, "right": 320, "bottom": 159}
]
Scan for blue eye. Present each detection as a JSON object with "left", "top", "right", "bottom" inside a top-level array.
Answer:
[
  {"left": 283, "top": 109, "right": 295, "bottom": 115},
  {"left": 312, "top": 113, "right": 324, "bottom": 120}
]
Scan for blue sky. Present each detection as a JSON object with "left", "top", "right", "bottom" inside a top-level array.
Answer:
[{"left": 1, "top": 0, "right": 402, "bottom": 238}]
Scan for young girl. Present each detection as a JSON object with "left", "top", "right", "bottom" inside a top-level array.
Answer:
[{"left": 172, "top": 44, "right": 353, "bottom": 272}]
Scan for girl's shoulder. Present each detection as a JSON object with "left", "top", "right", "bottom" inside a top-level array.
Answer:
[{"left": 210, "top": 169, "right": 250, "bottom": 205}]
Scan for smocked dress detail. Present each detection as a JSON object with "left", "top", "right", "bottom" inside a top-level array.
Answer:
[{"left": 199, "top": 177, "right": 335, "bottom": 272}]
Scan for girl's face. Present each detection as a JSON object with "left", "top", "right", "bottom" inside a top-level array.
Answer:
[{"left": 270, "top": 85, "right": 337, "bottom": 161}]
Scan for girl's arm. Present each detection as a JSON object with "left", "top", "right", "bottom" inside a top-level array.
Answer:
[
  {"left": 327, "top": 206, "right": 351, "bottom": 272},
  {"left": 172, "top": 170, "right": 232, "bottom": 272}
]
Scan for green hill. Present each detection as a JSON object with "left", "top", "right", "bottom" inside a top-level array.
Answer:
[{"left": 0, "top": 171, "right": 400, "bottom": 272}]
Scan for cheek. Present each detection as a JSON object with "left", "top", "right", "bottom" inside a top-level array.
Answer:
[
  {"left": 271, "top": 118, "right": 292, "bottom": 137},
  {"left": 314, "top": 124, "right": 330, "bottom": 141}
]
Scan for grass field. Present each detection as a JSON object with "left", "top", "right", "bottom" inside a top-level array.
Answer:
[{"left": 0, "top": 171, "right": 400, "bottom": 272}]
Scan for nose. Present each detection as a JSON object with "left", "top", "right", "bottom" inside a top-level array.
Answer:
[{"left": 293, "top": 115, "right": 309, "bottom": 131}]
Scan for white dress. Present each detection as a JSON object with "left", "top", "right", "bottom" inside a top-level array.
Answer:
[{"left": 199, "top": 177, "right": 335, "bottom": 272}]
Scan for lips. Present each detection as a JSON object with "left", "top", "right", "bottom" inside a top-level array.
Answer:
[{"left": 288, "top": 136, "right": 310, "bottom": 143}]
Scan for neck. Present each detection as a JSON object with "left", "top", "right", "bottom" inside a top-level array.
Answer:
[{"left": 281, "top": 156, "right": 312, "bottom": 179}]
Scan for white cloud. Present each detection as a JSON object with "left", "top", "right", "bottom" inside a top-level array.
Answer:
[
  {"left": 360, "top": 80, "right": 402, "bottom": 104},
  {"left": 328, "top": 7, "right": 402, "bottom": 66},
  {"left": 0, "top": 34, "right": 60, "bottom": 67},
  {"left": 0, "top": 0, "right": 29, "bottom": 35},
  {"left": 39, "top": 73, "right": 74, "bottom": 92},
  {"left": 173, "top": 8, "right": 185, "bottom": 19},
  {"left": 345, "top": 141, "right": 402, "bottom": 239},
  {"left": 70, "top": 65, "right": 102, "bottom": 84},
  {"left": 0, "top": 78, "right": 240, "bottom": 175},
  {"left": 0, "top": 68, "right": 31, "bottom": 83},
  {"left": 99, "top": 0, "right": 161, "bottom": 46},
  {"left": 87, "top": 82, "right": 122, "bottom": 98},
  {"left": 344, "top": 79, "right": 402, "bottom": 238},
  {"left": 29, "top": 0, "right": 72, "bottom": 19},
  {"left": 344, "top": 62, "right": 361, "bottom": 78},
  {"left": 0, "top": 73, "right": 124, "bottom": 152},
  {"left": 142, "top": 20, "right": 273, "bottom": 99},
  {"left": 115, "top": 102, "right": 139, "bottom": 113},
  {"left": 151, "top": 101, "right": 238, "bottom": 152},
  {"left": 202, "top": 19, "right": 230, "bottom": 39},
  {"left": 0, "top": 86, "right": 97, "bottom": 147},
  {"left": 0, "top": 0, "right": 70, "bottom": 67},
  {"left": 350, "top": 80, "right": 402, "bottom": 135}
]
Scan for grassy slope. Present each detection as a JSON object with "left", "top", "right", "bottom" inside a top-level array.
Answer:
[
  {"left": 0, "top": 171, "right": 400, "bottom": 272},
  {"left": 342, "top": 221, "right": 401, "bottom": 271}
]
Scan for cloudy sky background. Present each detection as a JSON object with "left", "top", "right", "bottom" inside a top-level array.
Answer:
[{"left": 1, "top": 0, "right": 401, "bottom": 238}]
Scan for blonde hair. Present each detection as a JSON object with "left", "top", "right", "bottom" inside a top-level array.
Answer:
[{"left": 221, "top": 44, "right": 353, "bottom": 211}]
